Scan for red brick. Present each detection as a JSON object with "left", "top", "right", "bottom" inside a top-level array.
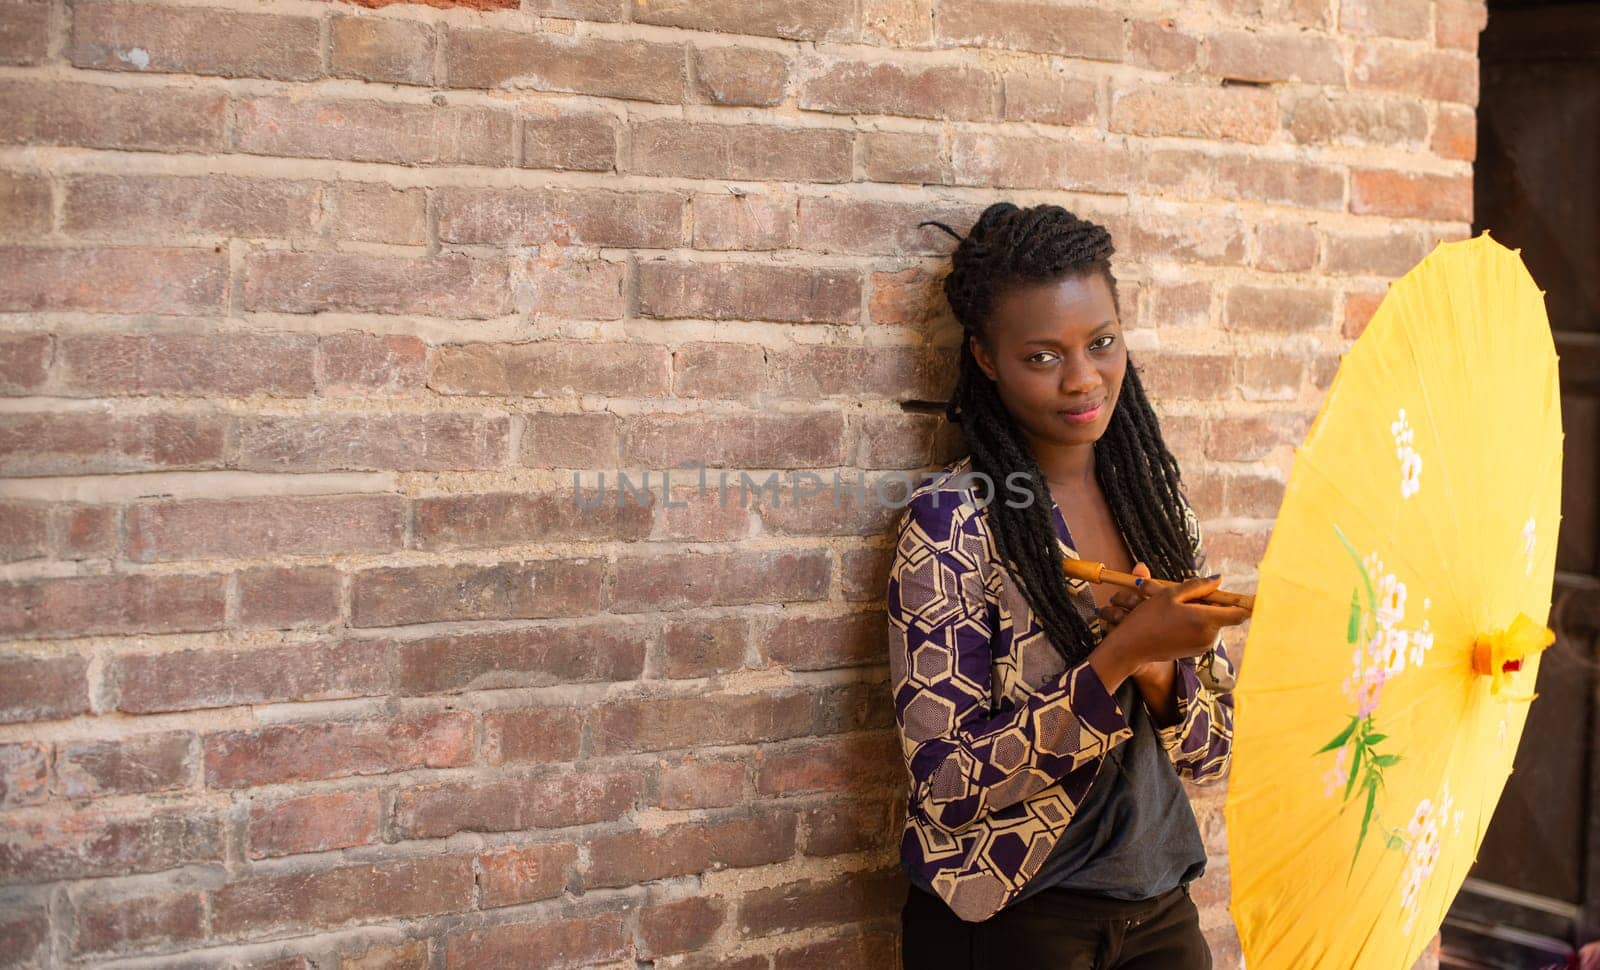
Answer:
[
  {"left": 756, "top": 732, "right": 898, "bottom": 796},
  {"left": 0, "top": 742, "right": 47, "bottom": 808},
  {"left": 800, "top": 55, "right": 999, "bottom": 121},
  {"left": 1216, "top": 0, "right": 1331, "bottom": 27},
  {"left": 342, "top": 940, "right": 430, "bottom": 970},
  {"left": 247, "top": 790, "right": 383, "bottom": 859},
  {"left": 814, "top": 680, "right": 895, "bottom": 735},
  {"left": 639, "top": 259, "right": 862, "bottom": 324},
  {"left": 478, "top": 842, "right": 577, "bottom": 907},
  {"left": 656, "top": 483, "right": 754, "bottom": 541},
  {"left": 56, "top": 505, "right": 119, "bottom": 560},
  {"left": 629, "top": 119, "right": 853, "bottom": 181},
  {"left": 0, "top": 333, "right": 49, "bottom": 397},
  {"left": 515, "top": 253, "right": 625, "bottom": 319},
  {"left": 212, "top": 856, "right": 473, "bottom": 936},
  {"left": 63, "top": 173, "right": 308, "bottom": 238},
  {"left": 243, "top": 251, "right": 510, "bottom": 318},
  {"left": 590, "top": 687, "right": 816, "bottom": 755},
  {"left": 0, "top": 408, "right": 225, "bottom": 476},
  {"left": 1130, "top": 210, "right": 1249, "bottom": 267},
  {"left": 1225, "top": 469, "right": 1288, "bottom": 518},
  {"left": 0, "top": 502, "right": 46, "bottom": 562},
  {"left": 1343, "top": 287, "right": 1387, "bottom": 339},
  {"left": 57, "top": 331, "right": 318, "bottom": 397},
  {"left": 320, "top": 332, "right": 429, "bottom": 395},
  {"left": 1352, "top": 169, "right": 1473, "bottom": 222},
  {"left": 1224, "top": 285, "right": 1334, "bottom": 334},
  {"left": 770, "top": 345, "right": 935, "bottom": 400},
  {"left": 1219, "top": 155, "right": 1344, "bottom": 210},
  {"left": 234, "top": 96, "right": 514, "bottom": 166},
  {"left": 1437, "top": 0, "right": 1488, "bottom": 51},
  {"left": 761, "top": 611, "right": 888, "bottom": 671},
  {"left": 1138, "top": 352, "right": 1233, "bottom": 403},
  {"left": 1204, "top": 30, "right": 1344, "bottom": 84},
  {"left": 395, "top": 767, "right": 640, "bottom": 837},
  {"left": 444, "top": 28, "right": 683, "bottom": 103},
  {"left": 1237, "top": 352, "right": 1306, "bottom": 402},
  {"left": 775, "top": 931, "right": 898, "bottom": 969},
  {"left": 0, "top": 79, "right": 226, "bottom": 152},
  {"left": 234, "top": 412, "right": 509, "bottom": 472},
  {"left": 483, "top": 706, "right": 582, "bottom": 765},
  {"left": 801, "top": 798, "right": 893, "bottom": 856},
  {"left": 936, "top": 0, "right": 1123, "bottom": 61},
  {"left": 437, "top": 185, "right": 683, "bottom": 248},
  {"left": 396, "top": 622, "right": 647, "bottom": 694},
  {"left": 1284, "top": 92, "right": 1428, "bottom": 147},
  {"left": 1206, "top": 413, "right": 1310, "bottom": 462},
  {"left": 1351, "top": 42, "right": 1478, "bottom": 105},
  {"left": 737, "top": 867, "right": 901, "bottom": 936},
  {"left": 584, "top": 812, "right": 797, "bottom": 888},
  {"left": 692, "top": 193, "right": 795, "bottom": 251},
  {"left": 1111, "top": 84, "right": 1277, "bottom": 143},
  {"left": 325, "top": 182, "right": 428, "bottom": 245},
  {"left": 1323, "top": 229, "right": 1428, "bottom": 277},
  {"left": 70, "top": 3, "right": 320, "bottom": 79},
  {"left": 692, "top": 46, "right": 790, "bottom": 106},
  {"left": 0, "top": 654, "right": 89, "bottom": 723},
  {"left": 72, "top": 891, "right": 205, "bottom": 956},
  {"left": 55, "top": 731, "right": 195, "bottom": 799},
  {"left": 0, "top": 172, "right": 50, "bottom": 236},
  {"left": 660, "top": 616, "right": 749, "bottom": 679},
  {"left": 0, "top": 805, "right": 222, "bottom": 882},
  {"left": 521, "top": 412, "right": 620, "bottom": 468},
  {"left": 204, "top": 712, "right": 473, "bottom": 788},
  {"left": 637, "top": 896, "right": 726, "bottom": 959},
  {"left": 523, "top": 107, "right": 619, "bottom": 172},
  {"left": 1433, "top": 103, "right": 1477, "bottom": 161},
  {"left": 115, "top": 639, "right": 393, "bottom": 713},
  {"left": 623, "top": 411, "right": 846, "bottom": 468},
  {"left": 798, "top": 197, "right": 978, "bottom": 257},
  {"left": 0, "top": 0, "right": 49, "bottom": 65},
  {"left": 852, "top": 412, "right": 944, "bottom": 469},
  {"left": 1339, "top": 0, "right": 1429, "bottom": 38},
  {"left": 430, "top": 341, "right": 666, "bottom": 397},
  {"left": 1, "top": 572, "right": 225, "bottom": 641},
  {"left": 840, "top": 544, "right": 893, "bottom": 601},
  {"left": 1255, "top": 223, "right": 1319, "bottom": 273},
  {"left": 414, "top": 489, "right": 651, "bottom": 549},
  {"left": 128, "top": 494, "right": 403, "bottom": 562},
  {"left": 1131, "top": 19, "right": 1199, "bottom": 71},
  {"left": 352, "top": 558, "right": 603, "bottom": 627},
  {"left": 657, "top": 754, "right": 747, "bottom": 809},
  {"left": 861, "top": 0, "right": 935, "bottom": 46},
  {"left": 238, "top": 565, "right": 342, "bottom": 629},
  {"left": 330, "top": 14, "right": 434, "bottom": 86},
  {"left": 860, "top": 131, "right": 945, "bottom": 185},
  {"left": 444, "top": 911, "right": 628, "bottom": 970},
  {"left": 632, "top": 0, "right": 855, "bottom": 41},
  {"left": 0, "top": 246, "right": 225, "bottom": 314},
  {"left": 0, "top": 902, "right": 49, "bottom": 967},
  {"left": 672, "top": 342, "right": 766, "bottom": 400},
  {"left": 1002, "top": 71, "right": 1098, "bottom": 126},
  {"left": 607, "top": 549, "right": 832, "bottom": 613}
]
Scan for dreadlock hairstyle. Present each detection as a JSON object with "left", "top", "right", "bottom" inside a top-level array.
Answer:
[{"left": 919, "top": 202, "right": 1200, "bottom": 672}]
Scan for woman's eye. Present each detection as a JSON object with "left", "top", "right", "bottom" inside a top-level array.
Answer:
[
  {"left": 1091, "top": 335, "right": 1117, "bottom": 352},
  {"left": 1026, "top": 352, "right": 1058, "bottom": 364}
]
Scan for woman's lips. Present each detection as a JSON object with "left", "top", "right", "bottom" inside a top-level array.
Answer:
[{"left": 1060, "top": 403, "right": 1102, "bottom": 424}]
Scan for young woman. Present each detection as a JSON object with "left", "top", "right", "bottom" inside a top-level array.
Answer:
[{"left": 889, "top": 202, "right": 1250, "bottom": 969}]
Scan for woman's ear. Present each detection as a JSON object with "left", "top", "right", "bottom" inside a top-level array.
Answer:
[{"left": 969, "top": 334, "right": 999, "bottom": 382}]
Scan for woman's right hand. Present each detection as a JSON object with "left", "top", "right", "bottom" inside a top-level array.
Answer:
[{"left": 1089, "top": 575, "right": 1250, "bottom": 689}]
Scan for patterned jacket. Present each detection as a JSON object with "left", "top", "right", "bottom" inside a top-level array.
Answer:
[{"left": 887, "top": 456, "right": 1236, "bottom": 922}]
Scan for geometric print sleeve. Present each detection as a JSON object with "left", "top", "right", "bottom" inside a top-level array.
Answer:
[
  {"left": 1155, "top": 493, "right": 1237, "bottom": 782},
  {"left": 887, "top": 488, "right": 1135, "bottom": 836}
]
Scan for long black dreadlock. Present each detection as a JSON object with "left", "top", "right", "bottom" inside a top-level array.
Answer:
[{"left": 920, "top": 202, "right": 1200, "bottom": 671}]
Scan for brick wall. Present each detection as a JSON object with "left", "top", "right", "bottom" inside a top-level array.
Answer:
[{"left": 0, "top": 0, "right": 1481, "bottom": 966}]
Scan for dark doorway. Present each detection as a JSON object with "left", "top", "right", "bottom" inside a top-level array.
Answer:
[{"left": 1443, "top": 3, "right": 1600, "bottom": 968}]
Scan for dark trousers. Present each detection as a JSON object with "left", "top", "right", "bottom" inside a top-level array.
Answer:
[{"left": 900, "top": 882, "right": 1213, "bottom": 970}]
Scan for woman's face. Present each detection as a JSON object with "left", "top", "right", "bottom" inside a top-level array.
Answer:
[{"left": 970, "top": 272, "right": 1126, "bottom": 452}]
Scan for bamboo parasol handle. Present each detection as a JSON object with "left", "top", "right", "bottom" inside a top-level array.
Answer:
[{"left": 1062, "top": 558, "right": 1255, "bottom": 613}]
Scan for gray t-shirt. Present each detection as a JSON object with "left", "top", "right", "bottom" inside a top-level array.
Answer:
[{"left": 906, "top": 678, "right": 1207, "bottom": 908}]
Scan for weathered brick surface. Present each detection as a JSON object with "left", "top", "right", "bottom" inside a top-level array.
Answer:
[{"left": 0, "top": 0, "right": 1478, "bottom": 964}]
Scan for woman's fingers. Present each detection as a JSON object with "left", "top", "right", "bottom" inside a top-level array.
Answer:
[{"left": 1097, "top": 603, "right": 1129, "bottom": 626}]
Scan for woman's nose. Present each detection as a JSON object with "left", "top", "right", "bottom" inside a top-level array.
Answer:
[{"left": 1059, "top": 353, "right": 1101, "bottom": 394}]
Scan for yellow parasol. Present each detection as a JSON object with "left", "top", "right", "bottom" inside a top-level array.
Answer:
[{"left": 1225, "top": 233, "right": 1562, "bottom": 969}]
